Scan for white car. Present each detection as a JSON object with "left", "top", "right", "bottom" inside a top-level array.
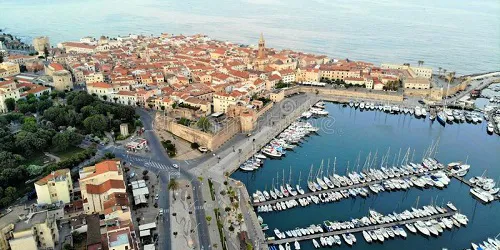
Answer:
[
  {"left": 158, "top": 209, "right": 164, "bottom": 216},
  {"left": 172, "top": 164, "right": 179, "bottom": 169},
  {"left": 155, "top": 194, "right": 159, "bottom": 200}
]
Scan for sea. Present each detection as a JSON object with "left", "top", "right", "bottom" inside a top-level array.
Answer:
[
  {"left": 1, "top": 0, "right": 499, "bottom": 75},
  {"left": 232, "top": 102, "right": 500, "bottom": 250}
]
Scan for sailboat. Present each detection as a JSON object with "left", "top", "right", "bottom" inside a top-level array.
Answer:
[
  {"left": 296, "top": 171, "right": 305, "bottom": 195},
  {"left": 307, "top": 165, "right": 317, "bottom": 192},
  {"left": 316, "top": 160, "right": 328, "bottom": 190}
]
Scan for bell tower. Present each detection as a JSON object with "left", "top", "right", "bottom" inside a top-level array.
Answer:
[{"left": 257, "top": 32, "right": 266, "bottom": 59}]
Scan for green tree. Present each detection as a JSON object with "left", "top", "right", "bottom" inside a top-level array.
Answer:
[
  {"left": 168, "top": 178, "right": 179, "bottom": 200},
  {"left": 5, "top": 98, "right": 15, "bottom": 111},
  {"left": 197, "top": 117, "right": 211, "bottom": 132},
  {"left": 52, "top": 130, "right": 83, "bottom": 152},
  {"left": 22, "top": 117, "right": 38, "bottom": 133},
  {"left": 43, "top": 46, "right": 49, "bottom": 60},
  {"left": 205, "top": 216, "right": 212, "bottom": 225},
  {"left": 83, "top": 114, "right": 108, "bottom": 135}
]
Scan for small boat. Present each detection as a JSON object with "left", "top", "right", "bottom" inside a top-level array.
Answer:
[
  {"left": 362, "top": 230, "right": 372, "bottom": 243},
  {"left": 294, "top": 240, "right": 300, "bottom": 250},
  {"left": 437, "top": 111, "right": 447, "bottom": 126},
  {"left": 312, "top": 239, "right": 320, "bottom": 248},
  {"left": 487, "top": 122, "right": 494, "bottom": 133},
  {"left": 446, "top": 202, "right": 457, "bottom": 211},
  {"left": 285, "top": 242, "right": 291, "bottom": 250}
]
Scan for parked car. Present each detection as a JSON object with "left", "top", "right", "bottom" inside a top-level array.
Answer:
[
  {"left": 155, "top": 194, "right": 159, "bottom": 200},
  {"left": 172, "top": 164, "right": 179, "bottom": 169}
]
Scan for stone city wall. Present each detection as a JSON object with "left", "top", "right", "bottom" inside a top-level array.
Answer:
[
  {"left": 284, "top": 86, "right": 404, "bottom": 102},
  {"left": 404, "top": 88, "right": 443, "bottom": 101}
]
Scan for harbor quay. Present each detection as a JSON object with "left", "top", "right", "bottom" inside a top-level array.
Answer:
[{"left": 267, "top": 210, "right": 457, "bottom": 245}]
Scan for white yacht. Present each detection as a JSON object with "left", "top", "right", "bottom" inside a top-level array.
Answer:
[
  {"left": 487, "top": 122, "right": 494, "bottom": 133},
  {"left": 312, "top": 239, "right": 320, "bottom": 248},
  {"left": 294, "top": 240, "right": 300, "bottom": 250}
]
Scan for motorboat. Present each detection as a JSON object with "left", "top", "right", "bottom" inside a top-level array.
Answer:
[
  {"left": 414, "top": 221, "right": 430, "bottom": 236},
  {"left": 405, "top": 223, "right": 417, "bottom": 233},
  {"left": 446, "top": 202, "right": 457, "bottom": 211},
  {"left": 294, "top": 240, "right": 300, "bottom": 250},
  {"left": 437, "top": 111, "right": 447, "bottom": 125},
  {"left": 362, "top": 230, "right": 372, "bottom": 243},
  {"left": 470, "top": 188, "right": 493, "bottom": 203},
  {"left": 312, "top": 239, "right": 320, "bottom": 248},
  {"left": 487, "top": 122, "right": 495, "bottom": 133}
]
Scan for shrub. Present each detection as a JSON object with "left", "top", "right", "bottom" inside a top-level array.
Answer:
[{"left": 191, "top": 142, "right": 199, "bottom": 149}]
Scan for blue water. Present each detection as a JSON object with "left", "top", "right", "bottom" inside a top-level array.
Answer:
[
  {"left": 232, "top": 103, "right": 500, "bottom": 250},
  {"left": 1, "top": 0, "right": 499, "bottom": 74}
]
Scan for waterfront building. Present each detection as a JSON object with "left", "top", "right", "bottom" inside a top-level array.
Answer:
[
  {"left": 381, "top": 63, "right": 433, "bottom": 79},
  {"left": 59, "top": 42, "right": 96, "bottom": 54},
  {"left": 34, "top": 169, "right": 73, "bottom": 205}
]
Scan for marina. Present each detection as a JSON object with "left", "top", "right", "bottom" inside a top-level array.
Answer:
[{"left": 232, "top": 101, "right": 500, "bottom": 250}]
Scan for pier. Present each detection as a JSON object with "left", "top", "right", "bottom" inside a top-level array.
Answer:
[
  {"left": 252, "top": 168, "right": 445, "bottom": 207},
  {"left": 267, "top": 211, "right": 457, "bottom": 245}
]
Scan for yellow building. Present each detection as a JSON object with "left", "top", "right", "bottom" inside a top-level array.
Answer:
[
  {"left": 381, "top": 63, "right": 433, "bottom": 79},
  {"left": 34, "top": 169, "right": 73, "bottom": 205},
  {"left": 9, "top": 211, "right": 59, "bottom": 250},
  {"left": 0, "top": 62, "right": 21, "bottom": 77},
  {"left": 213, "top": 92, "right": 238, "bottom": 113},
  {"left": 270, "top": 89, "right": 284, "bottom": 103},
  {"left": 79, "top": 160, "right": 126, "bottom": 214},
  {"left": 32, "top": 36, "right": 50, "bottom": 55},
  {"left": 85, "top": 72, "right": 104, "bottom": 84},
  {"left": 403, "top": 77, "right": 431, "bottom": 89},
  {"left": 296, "top": 68, "right": 320, "bottom": 82}
]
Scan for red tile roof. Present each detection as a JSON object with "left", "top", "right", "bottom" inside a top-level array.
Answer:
[{"left": 86, "top": 179, "right": 125, "bottom": 194}]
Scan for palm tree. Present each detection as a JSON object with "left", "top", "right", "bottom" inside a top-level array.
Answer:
[
  {"left": 197, "top": 116, "right": 211, "bottom": 132},
  {"left": 447, "top": 72, "right": 456, "bottom": 85},
  {"left": 443, "top": 69, "right": 447, "bottom": 77},
  {"left": 438, "top": 67, "right": 442, "bottom": 76},
  {"left": 205, "top": 216, "right": 212, "bottom": 225},
  {"left": 168, "top": 178, "right": 180, "bottom": 200}
]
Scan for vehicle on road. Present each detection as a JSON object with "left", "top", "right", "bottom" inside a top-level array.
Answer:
[
  {"left": 158, "top": 209, "right": 163, "bottom": 216},
  {"left": 172, "top": 164, "right": 179, "bottom": 169},
  {"left": 198, "top": 147, "right": 208, "bottom": 153},
  {"left": 155, "top": 194, "right": 159, "bottom": 200}
]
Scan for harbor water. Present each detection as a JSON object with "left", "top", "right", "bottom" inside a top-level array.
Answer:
[
  {"left": 1, "top": 0, "right": 499, "bottom": 74},
  {"left": 232, "top": 102, "right": 500, "bottom": 250}
]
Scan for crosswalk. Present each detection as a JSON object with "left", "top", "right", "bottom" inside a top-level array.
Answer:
[{"left": 145, "top": 161, "right": 170, "bottom": 170}]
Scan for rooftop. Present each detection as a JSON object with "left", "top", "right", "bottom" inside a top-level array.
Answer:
[{"left": 14, "top": 211, "right": 47, "bottom": 232}]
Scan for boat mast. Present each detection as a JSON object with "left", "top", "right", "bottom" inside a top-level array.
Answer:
[
  {"left": 298, "top": 171, "right": 302, "bottom": 186},
  {"left": 288, "top": 166, "right": 292, "bottom": 185}
]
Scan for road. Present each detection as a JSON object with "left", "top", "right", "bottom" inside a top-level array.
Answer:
[{"left": 95, "top": 108, "right": 211, "bottom": 250}]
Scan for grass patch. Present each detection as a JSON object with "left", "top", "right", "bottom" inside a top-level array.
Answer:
[
  {"left": 208, "top": 179, "right": 215, "bottom": 201},
  {"left": 22, "top": 151, "right": 53, "bottom": 166},
  {"left": 51, "top": 146, "right": 86, "bottom": 160}
]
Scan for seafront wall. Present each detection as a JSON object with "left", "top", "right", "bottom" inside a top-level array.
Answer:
[
  {"left": 404, "top": 88, "right": 443, "bottom": 101},
  {"left": 284, "top": 86, "right": 404, "bottom": 102}
]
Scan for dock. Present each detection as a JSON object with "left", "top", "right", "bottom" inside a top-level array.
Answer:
[
  {"left": 267, "top": 211, "right": 457, "bottom": 245},
  {"left": 253, "top": 168, "right": 445, "bottom": 207}
]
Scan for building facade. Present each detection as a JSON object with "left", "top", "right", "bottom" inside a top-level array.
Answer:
[{"left": 34, "top": 169, "right": 73, "bottom": 205}]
